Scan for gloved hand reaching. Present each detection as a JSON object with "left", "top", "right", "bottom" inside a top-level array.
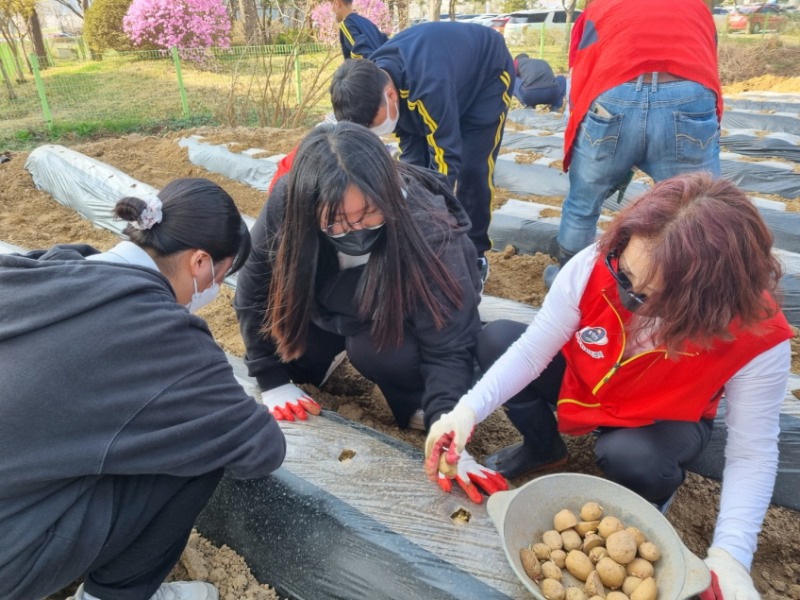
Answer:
[
  {"left": 699, "top": 547, "right": 760, "bottom": 600},
  {"left": 424, "top": 403, "right": 477, "bottom": 480},
  {"left": 432, "top": 449, "right": 508, "bottom": 504},
  {"left": 260, "top": 383, "right": 321, "bottom": 422}
]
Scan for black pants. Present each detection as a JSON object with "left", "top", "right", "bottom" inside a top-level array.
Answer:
[
  {"left": 477, "top": 319, "right": 713, "bottom": 502},
  {"left": 285, "top": 323, "right": 428, "bottom": 429},
  {"left": 83, "top": 470, "right": 223, "bottom": 600},
  {"left": 455, "top": 61, "right": 514, "bottom": 256}
]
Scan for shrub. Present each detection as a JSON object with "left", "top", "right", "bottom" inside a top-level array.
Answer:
[
  {"left": 123, "top": 0, "right": 232, "bottom": 51},
  {"left": 310, "top": 0, "right": 392, "bottom": 44},
  {"left": 84, "top": 0, "right": 138, "bottom": 53}
]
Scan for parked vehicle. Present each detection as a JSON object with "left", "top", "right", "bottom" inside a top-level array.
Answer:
[
  {"left": 712, "top": 6, "right": 732, "bottom": 29},
  {"left": 502, "top": 9, "right": 582, "bottom": 45},
  {"left": 489, "top": 14, "right": 511, "bottom": 33},
  {"left": 726, "top": 3, "right": 789, "bottom": 33}
]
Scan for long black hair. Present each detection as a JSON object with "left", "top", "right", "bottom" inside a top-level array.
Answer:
[
  {"left": 266, "top": 122, "right": 464, "bottom": 360},
  {"left": 114, "top": 177, "right": 251, "bottom": 274}
]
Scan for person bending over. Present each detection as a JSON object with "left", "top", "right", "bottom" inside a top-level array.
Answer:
[
  {"left": 0, "top": 178, "right": 286, "bottom": 600},
  {"left": 426, "top": 173, "right": 790, "bottom": 600},
  {"left": 234, "top": 122, "right": 507, "bottom": 503}
]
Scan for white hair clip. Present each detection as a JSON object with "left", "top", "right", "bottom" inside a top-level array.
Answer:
[{"left": 130, "top": 195, "right": 163, "bottom": 230}]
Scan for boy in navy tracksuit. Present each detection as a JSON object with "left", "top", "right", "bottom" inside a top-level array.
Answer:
[
  {"left": 333, "top": 0, "right": 388, "bottom": 60},
  {"left": 330, "top": 22, "right": 514, "bottom": 281}
]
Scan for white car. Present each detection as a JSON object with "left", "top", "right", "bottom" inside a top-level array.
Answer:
[{"left": 503, "top": 8, "right": 582, "bottom": 45}]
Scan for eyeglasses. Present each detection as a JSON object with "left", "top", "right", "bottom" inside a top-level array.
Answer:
[
  {"left": 322, "top": 206, "right": 385, "bottom": 238},
  {"left": 605, "top": 250, "right": 647, "bottom": 306}
]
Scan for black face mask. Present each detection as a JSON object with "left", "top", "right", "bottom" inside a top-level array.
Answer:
[
  {"left": 326, "top": 225, "right": 385, "bottom": 256},
  {"left": 617, "top": 282, "right": 644, "bottom": 313}
]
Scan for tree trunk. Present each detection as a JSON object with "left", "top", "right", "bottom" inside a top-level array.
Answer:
[
  {"left": 396, "top": 0, "right": 409, "bottom": 29},
  {"left": 0, "top": 58, "right": 17, "bottom": 100},
  {"left": 0, "top": 24, "right": 25, "bottom": 82},
  {"left": 448, "top": 0, "right": 456, "bottom": 20},
  {"left": 240, "top": 0, "right": 259, "bottom": 43},
  {"left": 428, "top": 0, "right": 442, "bottom": 21},
  {"left": 562, "top": 0, "right": 578, "bottom": 59},
  {"left": 82, "top": 0, "right": 91, "bottom": 13},
  {"left": 27, "top": 9, "right": 49, "bottom": 69}
]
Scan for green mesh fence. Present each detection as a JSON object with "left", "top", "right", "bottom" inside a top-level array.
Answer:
[{"left": 0, "top": 41, "right": 338, "bottom": 139}]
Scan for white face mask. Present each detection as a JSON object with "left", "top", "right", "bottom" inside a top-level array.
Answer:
[
  {"left": 370, "top": 91, "right": 399, "bottom": 137},
  {"left": 186, "top": 261, "right": 220, "bottom": 314}
]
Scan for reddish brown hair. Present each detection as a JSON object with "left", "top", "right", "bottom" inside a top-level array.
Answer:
[{"left": 598, "top": 172, "right": 782, "bottom": 353}]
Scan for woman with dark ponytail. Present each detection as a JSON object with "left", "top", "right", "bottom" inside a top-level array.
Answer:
[{"left": 0, "top": 178, "right": 285, "bottom": 600}]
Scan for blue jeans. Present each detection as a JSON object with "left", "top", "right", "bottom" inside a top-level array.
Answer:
[{"left": 558, "top": 77, "right": 721, "bottom": 254}]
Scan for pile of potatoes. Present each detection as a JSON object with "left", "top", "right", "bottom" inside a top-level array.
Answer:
[{"left": 519, "top": 502, "right": 660, "bottom": 600}]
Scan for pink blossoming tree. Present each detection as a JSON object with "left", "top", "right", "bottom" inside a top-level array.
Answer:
[
  {"left": 310, "top": 0, "right": 392, "bottom": 44},
  {"left": 123, "top": 0, "right": 231, "bottom": 51}
]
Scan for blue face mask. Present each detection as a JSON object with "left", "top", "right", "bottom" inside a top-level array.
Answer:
[{"left": 326, "top": 224, "right": 385, "bottom": 256}]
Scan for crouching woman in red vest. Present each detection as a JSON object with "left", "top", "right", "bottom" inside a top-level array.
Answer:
[{"left": 425, "top": 172, "right": 792, "bottom": 600}]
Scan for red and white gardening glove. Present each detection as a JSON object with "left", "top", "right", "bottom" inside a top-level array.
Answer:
[
  {"left": 433, "top": 449, "right": 508, "bottom": 504},
  {"left": 424, "top": 405, "right": 508, "bottom": 503},
  {"left": 260, "top": 383, "right": 321, "bottom": 422},
  {"left": 699, "top": 547, "right": 759, "bottom": 600}
]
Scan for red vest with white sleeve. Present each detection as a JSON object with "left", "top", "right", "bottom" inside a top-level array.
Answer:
[{"left": 556, "top": 257, "right": 793, "bottom": 435}]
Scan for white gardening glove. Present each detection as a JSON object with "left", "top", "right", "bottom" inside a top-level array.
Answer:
[
  {"left": 260, "top": 383, "right": 321, "bottom": 422},
  {"left": 699, "top": 547, "right": 759, "bottom": 600},
  {"left": 424, "top": 403, "right": 476, "bottom": 482}
]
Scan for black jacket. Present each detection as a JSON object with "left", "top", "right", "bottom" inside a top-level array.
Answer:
[
  {"left": 234, "top": 167, "right": 482, "bottom": 425},
  {"left": 0, "top": 245, "right": 285, "bottom": 600}
]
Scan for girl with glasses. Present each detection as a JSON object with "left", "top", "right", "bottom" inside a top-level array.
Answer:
[
  {"left": 234, "top": 122, "right": 507, "bottom": 502},
  {"left": 425, "top": 172, "right": 791, "bottom": 599}
]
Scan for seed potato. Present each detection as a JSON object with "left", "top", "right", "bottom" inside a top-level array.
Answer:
[
  {"left": 626, "top": 557, "right": 655, "bottom": 579},
  {"left": 582, "top": 533, "right": 605, "bottom": 553},
  {"left": 562, "top": 529, "right": 583, "bottom": 551},
  {"left": 588, "top": 546, "right": 608, "bottom": 564},
  {"left": 550, "top": 549, "right": 567, "bottom": 569},
  {"left": 630, "top": 576, "right": 657, "bottom": 600},
  {"left": 520, "top": 547, "right": 542, "bottom": 582},
  {"left": 565, "top": 549, "right": 594, "bottom": 582},
  {"left": 598, "top": 515, "right": 624, "bottom": 539},
  {"left": 542, "top": 560, "right": 563, "bottom": 581},
  {"left": 626, "top": 526, "right": 647, "bottom": 547},
  {"left": 554, "top": 508, "right": 579, "bottom": 532},
  {"left": 580, "top": 502, "right": 604, "bottom": 521},
  {"left": 606, "top": 530, "right": 638, "bottom": 564},
  {"left": 543, "top": 529, "right": 564, "bottom": 551},
  {"left": 575, "top": 520, "right": 601, "bottom": 537},
  {"left": 532, "top": 542, "right": 552, "bottom": 561},
  {"left": 606, "top": 592, "right": 630, "bottom": 600},
  {"left": 596, "top": 556, "right": 627, "bottom": 589},
  {"left": 584, "top": 571, "right": 605, "bottom": 597},
  {"left": 566, "top": 587, "right": 589, "bottom": 600},
  {"left": 638, "top": 542, "right": 661, "bottom": 562},
  {"left": 622, "top": 576, "right": 643, "bottom": 596},
  {"left": 542, "top": 578, "right": 566, "bottom": 600}
]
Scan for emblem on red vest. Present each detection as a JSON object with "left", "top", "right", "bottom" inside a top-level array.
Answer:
[{"left": 577, "top": 326, "right": 607, "bottom": 358}]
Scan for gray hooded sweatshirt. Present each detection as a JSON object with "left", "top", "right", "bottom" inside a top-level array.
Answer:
[{"left": 0, "top": 244, "right": 285, "bottom": 600}]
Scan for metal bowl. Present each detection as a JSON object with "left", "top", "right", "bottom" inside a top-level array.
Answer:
[{"left": 487, "top": 473, "right": 710, "bottom": 599}]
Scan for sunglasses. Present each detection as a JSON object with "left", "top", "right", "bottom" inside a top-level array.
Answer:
[{"left": 605, "top": 250, "right": 647, "bottom": 306}]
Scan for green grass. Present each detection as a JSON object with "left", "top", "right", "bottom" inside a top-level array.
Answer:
[
  {"left": 0, "top": 44, "right": 340, "bottom": 146},
  {"left": 2, "top": 31, "right": 799, "bottom": 151}
]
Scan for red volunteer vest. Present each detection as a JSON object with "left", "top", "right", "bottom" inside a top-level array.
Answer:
[
  {"left": 557, "top": 257, "right": 793, "bottom": 435},
  {"left": 564, "top": 0, "right": 722, "bottom": 170}
]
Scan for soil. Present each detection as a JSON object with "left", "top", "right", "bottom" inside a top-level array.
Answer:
[{"left": 1, "top": 82, "right": 799, "bottom": 599}]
